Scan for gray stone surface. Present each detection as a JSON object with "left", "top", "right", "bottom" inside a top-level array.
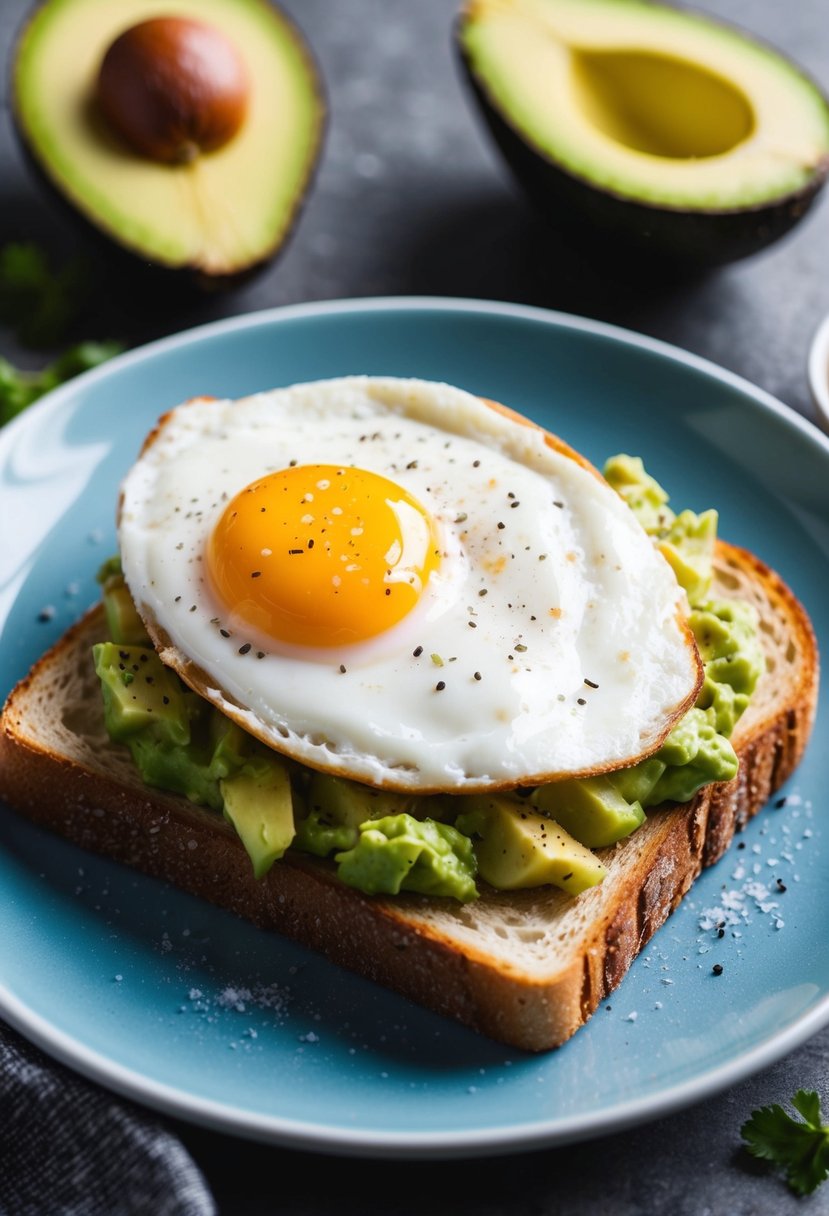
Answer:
[{"left": 2, "top": 0, "right": 828, "bottom": 1211}]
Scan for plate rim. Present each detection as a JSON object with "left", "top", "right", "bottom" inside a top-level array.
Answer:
[
  {"left": 2, "top": 293, "right": 829, "bottom": 460},
  {"left": 2, "top": 293, "right": 828, "bottom": 1158},
  {"left": 807, "top": 307, "right": 829, "bottom": 435},
  {"left": 2, "top": 976, "right": 829, "bottom": 1160}
]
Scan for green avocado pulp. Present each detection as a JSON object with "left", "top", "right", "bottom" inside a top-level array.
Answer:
[
  {"left": 93, "top": 455, "right": 764, "bottom": 901},
  {"left": 461, "top": 0, "right": 829, "bottom": 209}
]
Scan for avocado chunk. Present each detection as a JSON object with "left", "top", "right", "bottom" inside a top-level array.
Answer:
[
  {"left": 609, "top": 756, "right": 667, "bottom": 807},
  {"left": 657, "top": 510, "right": 718, "bottom": 608},
  {"left": 295, "top": 772, "right": 418, "bottom": 857},
  {"left": 455, "top": 797, "right": 606, "bottom": 896},
  {"left": 529, "top": 776, "right": 645, "bottom": 848},
  {"left": 457, "top": 0, "right": 829, "bottom": 264},
  {"left": 13, "top": 0, "right": 325, "bottom": 279},
  {"left": 603, "top": 454, "right": 675, "bottom": 535},
  {"left": 209, "top": 712, "right": 257, "bottom": 779},
  {"left": 619, "top": 706, "right": 740, "bottom": 809},
  {"left": 647, "top": 709, "right": 739, "bottom": 804},
  {"left": 335, "top": 814, "right": 478, "bottom": 902},
  {"left": 93, "top": 642, "right": 189, "bottom": 746},
  {"left": 604, "top": 457, "right": 718, "bottom": 605},
  {"left": 692, "top": 600, "right": 766, "bottom": 734},
  {"left": 97, "top": 559, "right": 150, "bottom": 646},
  {"left": 221, "top": 756, "right": 296, "bottom": 879}
]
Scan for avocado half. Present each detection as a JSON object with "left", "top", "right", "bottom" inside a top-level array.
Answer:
[
  {"left": 12, "top": 0, "right": 326, "bottom": 281},
  {"left": 457, "top": 0, "right": 829, "bottom": 265}
]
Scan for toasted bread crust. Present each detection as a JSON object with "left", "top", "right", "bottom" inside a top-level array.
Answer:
[{"left": 0, "top": 543, "right": 818, "bottom": 1051}]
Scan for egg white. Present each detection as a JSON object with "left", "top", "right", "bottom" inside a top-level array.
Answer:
[{"left": 118, "top": 376, "right": 702, "bottom": 792}]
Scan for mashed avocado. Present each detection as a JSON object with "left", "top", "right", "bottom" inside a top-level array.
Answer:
[
  {"left": 93, "top": 454, "right": 765, "bottom": 902},
  {"left": 334, "top": 814, "right": 478, "bottom": 901},
  {"left": 595, "top": 456, "right": 765, "bottom": 813}
]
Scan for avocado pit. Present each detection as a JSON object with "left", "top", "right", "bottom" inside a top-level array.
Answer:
[{"left": 96, "top": 16, "right": 249, "bottom": 164}]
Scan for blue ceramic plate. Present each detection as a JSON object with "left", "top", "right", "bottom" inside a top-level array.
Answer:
[{"left": 1, "top": 298, "right": 827, "bottom": 1159}]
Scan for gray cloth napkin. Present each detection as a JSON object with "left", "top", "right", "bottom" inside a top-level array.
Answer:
[{"left": 0, "top": 1021, "right": 216, "bottom": 1216}]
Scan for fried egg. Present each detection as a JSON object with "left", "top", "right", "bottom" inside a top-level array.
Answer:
[{"left": 118, "top": 376, "right": 702, "bottom": 792}]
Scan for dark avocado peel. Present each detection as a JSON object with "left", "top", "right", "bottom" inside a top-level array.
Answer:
[
  {"left": 12, "top": 0, "right": 326, "bottom": 284},
  {"left": 457, "top": 0, "right": 829, "bottom": 266}
]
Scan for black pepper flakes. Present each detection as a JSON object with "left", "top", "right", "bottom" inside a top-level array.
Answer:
[{"left": 712, "top": 964, "right": 723, "bottom": 976}]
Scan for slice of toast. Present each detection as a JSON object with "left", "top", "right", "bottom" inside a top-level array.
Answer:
[{"left": 0, "top": 541, "right": 818, "bottom": 1051}]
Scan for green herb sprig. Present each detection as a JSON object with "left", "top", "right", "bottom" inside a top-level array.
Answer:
[
  {"left": 742, "top": 1089, "right": 829, "bottom": 1196},
  {"left": 0, "top": 341, "right": 123, "bottom": 426},
  {"left": 0, "top": 242, "right": 123, "bottom": 425},
  {"left": 0, "top": 241, "right": 92, "bottom": 348}
]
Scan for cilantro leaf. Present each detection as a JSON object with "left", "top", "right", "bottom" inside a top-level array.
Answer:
[
  {"left": 0, "top": 242, "right": 92, "bottom": 347},
  {"left": 742, "top": 1090, "right": 829, "bottom": 1196},
  {"left": 0, "top": 341, "right": 123, "bottom": 426}
]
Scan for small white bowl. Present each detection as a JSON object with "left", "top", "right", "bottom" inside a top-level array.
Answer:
[{"left": 808, "top": 310, "right": 829, "bottom": 434}]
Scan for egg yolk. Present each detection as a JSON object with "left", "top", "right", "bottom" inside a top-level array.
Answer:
[{"left": 206, "top": 464, "right": 441, "bottom": 648}]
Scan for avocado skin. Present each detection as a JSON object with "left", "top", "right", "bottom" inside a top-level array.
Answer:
[
  {"left": 456, "top": 32, "right": 829, "bottom": 268},
  {"left": 10, "top": 2, "right": 328, "bottom": 287}
]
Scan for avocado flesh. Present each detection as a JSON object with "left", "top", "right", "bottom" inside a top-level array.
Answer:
[
  {"left": 14, "top": 0, "right": 324, "bottom": 276},
  {"left": 221, "top": 760, "right": 296, "bottom": 879},
  {"left": 93, "top": 642, "right": 190, "bottom": 746},
  {"left": 529, "top": 776, "right": 645, "bottom": 848},
  {"left": 296, "top": 772, "right": 419, "bottom": 856},
  {"left": 456, "top": 796, "right": 607, "bottom": 895},
  {"left": 460, "top": 0, "right": 829, "bottom": 215},
  {"left": 100, "top": 570, "right": 151, "bottom": 647}
]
